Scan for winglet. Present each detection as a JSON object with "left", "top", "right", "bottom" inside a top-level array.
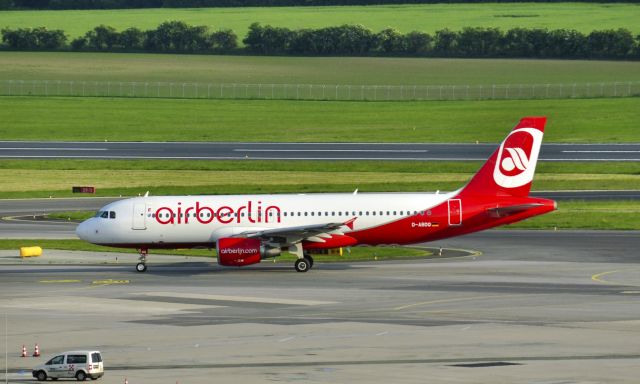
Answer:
[{"left": 343, "top": 217, "right": 357, "bottom": 230}]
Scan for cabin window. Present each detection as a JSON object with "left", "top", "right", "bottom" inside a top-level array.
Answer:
[
  {"left": 304, "top": 212, "right": 308, "bottom": 216},
  {"left": 372, "top": 211, "right": 376, "bottom": 216},
  {"left": 393, "top": 211, "right": 396, "bottom": 215}
]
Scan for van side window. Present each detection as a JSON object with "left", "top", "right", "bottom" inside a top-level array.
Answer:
[
  {"left": 91, "top": 352, "right": 102, "bottom": 363},
  {"left": 67, "top": 355, "right": 87, "bottom": 364}
]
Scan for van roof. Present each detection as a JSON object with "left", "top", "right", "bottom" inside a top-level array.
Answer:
[{"left": 61, "top": 351, "right": 101, "bottom": 355}]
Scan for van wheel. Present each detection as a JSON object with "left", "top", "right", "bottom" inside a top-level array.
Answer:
[
  {"left": 36, "top": 370, "right": 47, "bottom": 381},
  {"left": 76, "top": 371, "right": 87, "bottom": 381}
]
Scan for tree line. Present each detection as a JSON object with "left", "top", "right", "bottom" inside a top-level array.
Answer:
[
  {"left": 2, "top": 22, "right": 639, "bottom": 59},
  {"left": 1, "top": 0, "right": 637, "bottom": 10}
]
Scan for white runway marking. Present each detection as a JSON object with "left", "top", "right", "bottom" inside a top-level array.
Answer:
[
  {"left": 235, "top": 149, "right": 428, "bottom": 153},
  {"left": 137, "top": 292, "right": 336, "bottom": 306},
  {"left": 562, "top": 150, "right": 640, "bottom": 153},
  {"left": 0, "top": 147, "right": 107, "bottom": 151},
  {"left": 2, "top": 297, "right": 213, "bottom": 314}
]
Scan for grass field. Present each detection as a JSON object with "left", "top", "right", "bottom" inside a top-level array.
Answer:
[
  {"left": 1, "top": 96, "right": 638, "bottom": 143},
  {"left": 1, "top": 3, "right": 639, "bottom": 39},
  {"left": 0, "top": 159, "right": 637, "bottom": 199},
  {"left": 507, "top": 200, "right": 640, "bottom": 230},
  {"left": 2, "top": 52, "right": 639, "bottom": 85}
]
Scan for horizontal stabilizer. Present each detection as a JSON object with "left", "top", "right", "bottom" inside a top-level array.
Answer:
[{"left": 486, "top": 203, "right": 544, "bottom": 218}]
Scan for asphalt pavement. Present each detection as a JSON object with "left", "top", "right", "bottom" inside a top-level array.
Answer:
[{"left": 1, "top": 141, "right": 639, "bottom": 161}]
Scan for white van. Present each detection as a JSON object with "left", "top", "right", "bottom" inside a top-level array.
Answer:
[{"left": 32, "top": 350, "right": 103, "bottom": 381}]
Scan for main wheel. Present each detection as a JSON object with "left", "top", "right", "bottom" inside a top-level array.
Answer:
[
  {"left": 306, "top": 255, "right": 314, "bottom": 268},
  {"left": 294, "top": 258, "right": 311, "bottom": 273},
  {"left": 36, "top": 370, "right": 47, "bottom": 381},
  {"left": 75, "top": 371, "right": 87, "bottom": 381},
  {"left": 135, "top": 263, "right": 147, "bottom": 273}
]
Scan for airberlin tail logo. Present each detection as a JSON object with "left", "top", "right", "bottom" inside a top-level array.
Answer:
[{"left": 493, "top": 128, "right": 543, "bottom": 189}]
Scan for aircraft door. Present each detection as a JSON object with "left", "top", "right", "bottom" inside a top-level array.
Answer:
[
  {"left": 132, "top": 203, "right": 147, "bottom": 230},
  {"left": 448, "top": 199, "right": 462, "bottom": 226}
]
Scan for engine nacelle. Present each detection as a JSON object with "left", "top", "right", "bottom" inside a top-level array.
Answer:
[{"left": 216, "top": 238, "right": 281, "bottom": 267}]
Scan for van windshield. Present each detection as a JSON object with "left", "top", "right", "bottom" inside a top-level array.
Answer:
[{"left": 91, "top": 352, "right": 102, "bottom": 363}]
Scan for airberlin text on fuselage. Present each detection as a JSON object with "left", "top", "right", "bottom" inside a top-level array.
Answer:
[{"left": 155, "top": 201, "right": 281, "bottom": 225}]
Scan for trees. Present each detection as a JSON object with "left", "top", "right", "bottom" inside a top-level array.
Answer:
[
  {"left": 84, "top": 25, "right": 119, "bottom": 50},
  {"left": 243, "top": 22, "right": 294, "bottom": 54},
  {"left": 209, "top": 29, "right": 238, "bottom": 51},
  {"left": 404, "top": 31, "right": 433, "bottom": 55},
  {"left": 1, "top": 21, "right": 638, "bottom": 60},
  {"left": 1, "top": 27, "right": 66, "bottom": 49},
  {"left": 376, "top": 27, "right": 407, "bottom": 54},
  {"left": 588, "top": 28, "right": 635, "bottom": 59},
  {"left": 119, "top": 27, "right": 144, "bottom": 50}
]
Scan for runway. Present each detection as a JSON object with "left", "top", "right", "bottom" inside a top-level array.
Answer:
[
  {"left": 1, "top": 229, "right": 639, "bottom": 383},
  {"left": 1, "top": 141, "right": 639, "bottom": 161}
]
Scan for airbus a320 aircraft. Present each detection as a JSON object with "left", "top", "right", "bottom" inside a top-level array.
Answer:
[{"left": 76, "top": 117, "right": 556, "bottom": 273}]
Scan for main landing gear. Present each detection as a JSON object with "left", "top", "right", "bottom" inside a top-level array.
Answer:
[
  {"left": 294, "top": 253, "right": 314, "bottom": 273},
  {"left": 136, "top": 248, "right": 148, "bottom": 273}
]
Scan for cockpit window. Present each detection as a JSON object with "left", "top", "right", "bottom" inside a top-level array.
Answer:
[
  {"left": 100, "top": 211, "right": 109, "bottom": 219},
  {"left": 109, "top": 211, "right": 116, "bottom": 219}
]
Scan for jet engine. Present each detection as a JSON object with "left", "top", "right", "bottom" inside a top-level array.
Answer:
[{"left": 216, "top": 237, "right": 281, "bottom": 267}]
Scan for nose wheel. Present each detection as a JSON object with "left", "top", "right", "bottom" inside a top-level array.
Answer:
[{"left": 136, "top": 248, "right": 148, "bottom": 273}]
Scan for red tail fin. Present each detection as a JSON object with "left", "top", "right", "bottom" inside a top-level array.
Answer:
[{"left": 460, "top": 117, "right": 546, "bottom": 198}]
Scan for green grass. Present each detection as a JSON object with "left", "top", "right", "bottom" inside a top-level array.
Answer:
[
  {"left": 1, "top": 96, "right": 639, "bottom": 143},
  {"left": 0, "top": 239, "right": 430, "bottom": 262},
  {"left": 46, "top": 211, "right": 96, "bottom": 221},
  {"left": 2, "top": 52, "right": 640, "bottom": 85},
  {"left": 507, "top": 200, "right": 640, "bottom": 230},
  {"left": 0, "top": 3, "right": 638, "bottom": 39},
  {"left": 0, "top": 160, "right": 637, "bottom": 199}
]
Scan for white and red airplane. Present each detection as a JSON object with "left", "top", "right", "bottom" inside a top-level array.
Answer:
[{"left": 76, "top": 117, "right": 556, "bottom": 273}]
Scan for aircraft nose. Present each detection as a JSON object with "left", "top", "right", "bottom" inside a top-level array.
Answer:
[{"left": 76, "top": 220, "right": 90, "bottom": 240}]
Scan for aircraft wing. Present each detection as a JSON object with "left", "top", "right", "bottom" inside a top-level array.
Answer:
[{"left": 236, "top": 218, "right": 356, "bottom": 244}]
